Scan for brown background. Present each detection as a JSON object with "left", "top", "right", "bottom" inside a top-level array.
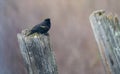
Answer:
[{"left": 0, "top": 0, "right": 120, "bottom": 74}]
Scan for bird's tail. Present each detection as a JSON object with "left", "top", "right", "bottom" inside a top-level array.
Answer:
[{"left": 26, "top": 31, "right": 33, "bottom": 36}]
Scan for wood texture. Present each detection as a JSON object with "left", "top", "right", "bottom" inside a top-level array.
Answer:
[
  {"left": 89, "top": 10, "right": 120, "bottom": 74},
  {"left": 17, "top": 30, "right": 58, "bottom": 74}
]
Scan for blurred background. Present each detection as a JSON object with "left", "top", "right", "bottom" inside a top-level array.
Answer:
[{"left": 0, "top": 0, "right": 120, "bottom": 74}]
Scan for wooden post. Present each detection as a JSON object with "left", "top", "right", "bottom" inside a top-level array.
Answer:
[
  {"left": 89, "top": 10, "right": 120, "bottom": 74},
  {"left": 17, "top": 29, "right": 58, "bottom": 74}
]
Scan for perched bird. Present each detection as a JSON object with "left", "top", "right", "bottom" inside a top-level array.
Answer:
[{"left": 27, "top": 18, "right": 51, "bottom": 36}]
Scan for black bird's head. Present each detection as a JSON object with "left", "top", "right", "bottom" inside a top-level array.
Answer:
[
  {"left": 44, "top": 18, "right": 51, "bottom": 27},
  {"left": 45, "top": 18, "right": 50, "bottom": 22}
]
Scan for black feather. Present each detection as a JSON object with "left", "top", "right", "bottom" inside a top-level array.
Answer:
[{"left": 27, "top": 18, "right": 51, "bottom": 36}]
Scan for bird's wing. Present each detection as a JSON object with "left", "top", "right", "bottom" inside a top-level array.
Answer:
[
  {"left": 40, "top": 25, "right": 49, "bottom": 30},
  {"left": 31, "top": 24, "right": 40, "bottom": 31},
  {"left": 40, "top": 25, "right": 47, "bottom": 28}
]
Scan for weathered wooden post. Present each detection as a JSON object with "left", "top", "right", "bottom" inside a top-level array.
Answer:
[
  {"left": 89, "top": 10, "right": 120, "bottom": 74},
  {"left": 17, "top": 29, "right": 58, "bottom": 74}
]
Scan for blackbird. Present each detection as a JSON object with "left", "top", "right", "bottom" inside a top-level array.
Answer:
[{"left": 27, "top": 18, "right": 51, "bottom": 36}]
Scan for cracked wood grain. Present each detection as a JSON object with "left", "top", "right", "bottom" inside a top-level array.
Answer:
[
  {"left": 90, "top": 10, "right": 120, "bottom": 74},
  {"left": 17, "top": 29, "right": 58, "bottom": 74}
]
